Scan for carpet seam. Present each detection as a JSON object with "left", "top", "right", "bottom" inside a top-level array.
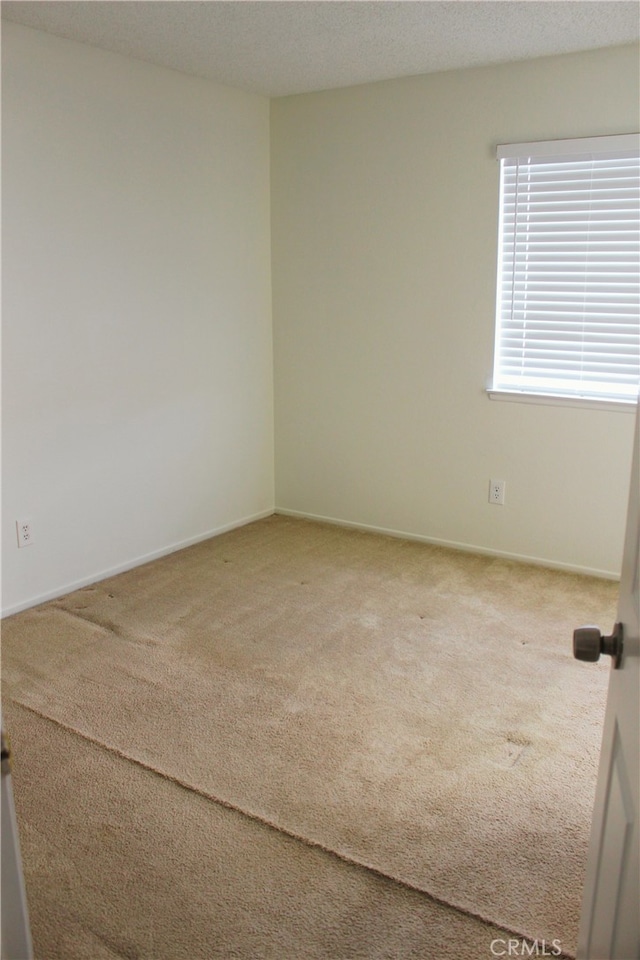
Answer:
[
  {"left": 47, "top": 603, "right": 152, "bottom": 647},
  {"left": 8, "top": 697, "right": 576, "bottom": 960}
]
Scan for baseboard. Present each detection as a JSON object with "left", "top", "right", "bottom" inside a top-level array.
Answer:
[
  {"left": 275, "top": 508, "right": 621, "bottom": 581},
  {"left": 4, "top": 506, "right": 618, "bottom": 618},
  {"left": 1, "top": 508, "right": 275, "bottom": 618}
]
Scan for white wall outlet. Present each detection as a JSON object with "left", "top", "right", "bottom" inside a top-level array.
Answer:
[
  {"left": 16, "top": 520, "right": 33, "bottom": 547},
  {"left": 489, "top": 480, "right": 506, "bottom": 505}
]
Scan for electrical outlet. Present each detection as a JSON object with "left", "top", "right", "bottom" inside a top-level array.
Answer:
[
  {"left": 16, "top": 520, "right": 33, "bottom": 547},
  {"left": 489, "top": 480, "right": 506, "bottom": 505}
]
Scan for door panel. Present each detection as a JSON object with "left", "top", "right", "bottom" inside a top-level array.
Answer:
[{"left": 577, "top": 403, "right": 639, "bottom": 960}]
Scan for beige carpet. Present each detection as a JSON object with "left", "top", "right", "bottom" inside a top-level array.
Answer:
[
  {"left": 3, "top": 700, "right": 537, "bottom": 960},
  {"left": 2, "top": 515, "right": 617, "bottom": 958}
]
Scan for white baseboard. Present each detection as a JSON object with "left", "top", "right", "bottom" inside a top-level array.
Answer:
[
  {"left": 1, "top": 508, "right": 275, "bottom": 618},
  {"left": 275, "top": 508, "right": 621, "bottom": 581},
  {"left": 5, "top": 505, "right": 618, "bottom": 618}
]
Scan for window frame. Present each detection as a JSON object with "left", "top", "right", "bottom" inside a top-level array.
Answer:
[{"left": 488, "top": 133, "right": 640, "bottom": 412}]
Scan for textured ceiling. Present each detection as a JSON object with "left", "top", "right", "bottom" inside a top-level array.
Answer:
[{"left": 2, "top": 1, "right": 639, "bottom": 97}]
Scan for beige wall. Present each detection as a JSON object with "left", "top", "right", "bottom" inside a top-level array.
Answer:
[
  {"left": 2, "top": 23, "right": 274, "bottom": 614},
  {"left": 3, "top": 28, "right": 637, "bottom": 617},
  {"left": 271, "top": 45, "right": 639, "bottom": 577}
]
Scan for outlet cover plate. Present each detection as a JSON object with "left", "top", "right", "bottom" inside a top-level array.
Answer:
[
  {"left": 16, "top": 520, "right": 33, "bottom": 547},
  {"left": 489, "top": 480, "right": 506, "bottom": 505}
]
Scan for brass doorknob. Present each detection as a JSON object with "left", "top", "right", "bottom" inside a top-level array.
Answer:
[{"left": 573, "top": 622, "right": 623, "bottom": 668}]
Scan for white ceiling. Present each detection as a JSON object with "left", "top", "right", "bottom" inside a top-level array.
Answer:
[{"left": 2, "top": 1, "right": 639, "bottom": 98}]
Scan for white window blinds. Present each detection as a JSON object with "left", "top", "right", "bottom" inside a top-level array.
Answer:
[{"left": 492, "top": 134, "right": 640, "bottom": 403}]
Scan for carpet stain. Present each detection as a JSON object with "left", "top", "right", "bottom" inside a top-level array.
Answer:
[{"left": 497, "top": 738, "right": 532, "bottom": 768}]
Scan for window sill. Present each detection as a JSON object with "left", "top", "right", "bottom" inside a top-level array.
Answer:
[{"left": 486, "top": 389, "right": 638, "bottom": 413}]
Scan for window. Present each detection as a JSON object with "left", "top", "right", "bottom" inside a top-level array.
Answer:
[{"left": 490, "top": 134, "right": 640, "bottom": 407}]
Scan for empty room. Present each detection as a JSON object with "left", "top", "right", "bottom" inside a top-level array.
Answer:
[{"left": 1, "top": 3, "right": 638, "bottom": 959}]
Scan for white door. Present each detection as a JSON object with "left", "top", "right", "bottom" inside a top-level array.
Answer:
[
  {"left": 576, "top": 402, "right": 639, "bottom": 960},
  {"left": 1, "top": 721, "right": 34, "bottom": 960}
]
